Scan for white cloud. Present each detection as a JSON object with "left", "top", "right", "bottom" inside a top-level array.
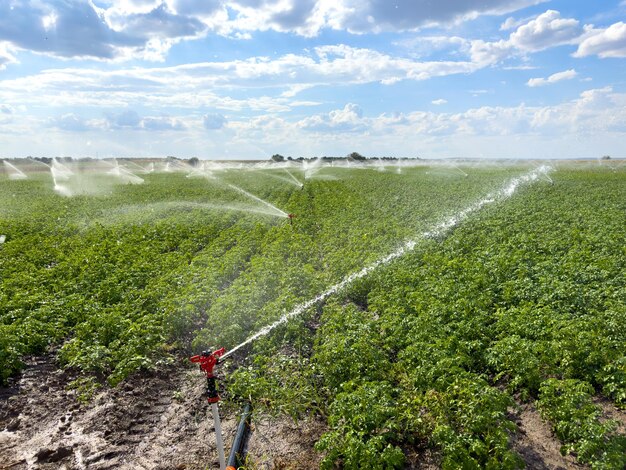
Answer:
[
  {"left": 0, "top": 0, "right": 553, "bottom": 65},
  {"left": 291, "top": 88, "right": 626, "bottom": 139},
  {"left": 463, "top": 10, "right": 590, "bottom": 65},
  {"left": 4, "top": 88, "right": 626, "bottom": 159},
  {"left": 527, "top": 68, "right": 577, "bottom": 87},
  {"left": 223, "top": 0, "right": 324, "bottom": 37},
  {"left": 432, "top": 99, "right": 447, "bottom": 105},
  {"left": 0, "top": 45, "right": 495, "bottom": 115},
  {"left": 469, "top": 39, "right": 514, "bottom": 65},
  {"left": 500, "top": 16, "right": 529, "bottom": 31},
  {"left": 510, "top": 10, "right": 583, "bottom": 51},
  {"left": 574, "top": 22, "right": 626, "bottom": 58},
  {"left": 0, "top": 43, "right": 17, "bottom": 70},
  {"left": 297, "top": 103, "right": 366, "bottom": 132}
]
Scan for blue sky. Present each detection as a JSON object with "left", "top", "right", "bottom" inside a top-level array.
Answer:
[{"left": 1, "top": 0, "right": 625, "bottom": 159}]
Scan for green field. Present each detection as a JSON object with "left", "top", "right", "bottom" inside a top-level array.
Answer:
[{"left": 1, "top": 161, "right": 624, "bottom": 468}]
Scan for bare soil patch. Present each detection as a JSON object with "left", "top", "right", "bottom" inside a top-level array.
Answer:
[{"left": 0, "top": 356, "right": 323, "bottom": 469}]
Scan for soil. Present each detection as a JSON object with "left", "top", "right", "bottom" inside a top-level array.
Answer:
[
  {"left": 0, "top": 356, "right": 323, "bottom": 470},
  {"left": 2, "top": 357, "right": 624, "bottom": 469},
  {"left": 509, "top": 402, "right": 585, "bottom": 470}
]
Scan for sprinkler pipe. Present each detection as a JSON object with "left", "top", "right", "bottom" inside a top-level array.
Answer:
[
  {"left": 190, "top": 348, "right": 227, "bottom": 470},
  {"left": 226, "top": 403, "right": 252, "bottom": 470}
]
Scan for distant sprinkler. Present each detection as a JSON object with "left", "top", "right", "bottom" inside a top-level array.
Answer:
[{"left": 287, "top": 213, "right": 296, "bottom": 225}]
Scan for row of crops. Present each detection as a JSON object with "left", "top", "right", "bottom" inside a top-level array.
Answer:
[
  {"left": 1, "top": 163, "right": 624, "bottom": 468},
  {"left": 229, "top": 167, "right": 625, "bottom": 468}
]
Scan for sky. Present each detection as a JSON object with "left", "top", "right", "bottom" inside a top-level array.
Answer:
[{"left": 0, "top": 0, "right": 625, "bottom": 160}]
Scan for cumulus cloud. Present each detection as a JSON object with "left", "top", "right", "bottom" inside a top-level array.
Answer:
[
  {"left": 464, "top": 10, "right": 588, "bottom": 64},
  {"left": 240, "top": 87, "right": 626, "bottom": 141},
  {"left": 432, "top": 99, "right": 447, "bottom": 105},
  {"left": 509, "top": 10, "right": 583, "bottom": 51},
  {"left": 0, "top": 104, "right": 13, "bottom": 114},
  {"left": 297, "top": 103, "right": 366, "bottom": 132},
  {"left": 0, "top": 0, "right": 554, "bottom": 64},
  {"left": 500, "top": 16, "right": 525, "bottom": 31},
  {"left": 9, "top": 87, "right": 626, "bottom": 158},
  {"left": 104, "top": 111, "right": 186, "bottom": 130},
  {"left": 527, "top": 69, "right": 577, "bottom": 87},
  {"left": 574, "top": 22, "right": 626, "bottom": 58},
  {"left": 469, "top": 39, "right": 514, "bottom": 65},
  {"left": 203, "top": 113, "right": 227, "bottom": 129},
  {"left": 0, "top": 45, "right": 489, "bottom": 114}
]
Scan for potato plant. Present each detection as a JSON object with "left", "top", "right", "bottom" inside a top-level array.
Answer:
[{"left": 1, "top": 164, "right": 624, "bottom": 468}]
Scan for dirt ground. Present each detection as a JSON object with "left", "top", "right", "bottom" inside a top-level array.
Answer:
[
  {"left": 0, "top": 356, "right": 323, "bottom": 470},
  {"left": 1, "top": 356, "right": 624, "bottom": 469}
]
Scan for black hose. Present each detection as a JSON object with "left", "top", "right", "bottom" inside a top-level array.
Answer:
[{"left": 227, "top": 403, "right": 252, "bottom": 469}]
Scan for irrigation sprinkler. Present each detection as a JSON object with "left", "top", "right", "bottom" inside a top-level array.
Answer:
[
  {"left": 287, "top": 213, "right": 296, "bottom": 225},
  {"left": 190, "top": 348, "right": 227, "bottom": 470}
]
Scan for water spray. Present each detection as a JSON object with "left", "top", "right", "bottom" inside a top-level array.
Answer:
[
  {"left": 3, "top": 161, "right": 28, "bottom": 180},
  {"left": 221, "top": 165, "right": 553, "bottom": 360},
  {"left": 190, "top": 348, "right": 227, "bottom": 470}
]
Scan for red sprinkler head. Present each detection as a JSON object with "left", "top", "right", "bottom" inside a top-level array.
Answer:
[
  {"left": 287, "top": 213, "right": 296, "bottom": 225},
  {"left": 190, "top": 347, "right": 226, "bottom": 403}
]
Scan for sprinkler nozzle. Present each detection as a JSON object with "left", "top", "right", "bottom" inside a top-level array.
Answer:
[{"left": 190, "top": 347, "right": 226, "bottom": 403}]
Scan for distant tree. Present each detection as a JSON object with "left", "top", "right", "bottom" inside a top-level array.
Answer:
[
  {"left": 271, "top": 154, "right": 285, "bottom": 162},
  {"left": 287, "top": 156, "right": 293, "bottom": 161},
  {"left": 347, "top": 152, "right": 366, "bottom": 161},
  {"left": 188, "top": 157, "right": 200, "bottom": 166},
  {"left": 601, "top": 155, "right": 611, "bottom": 160}
]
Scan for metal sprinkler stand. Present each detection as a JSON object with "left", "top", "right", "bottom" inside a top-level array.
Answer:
[{"left": 190, "top": 348, "right": 227, "bottom": 470}]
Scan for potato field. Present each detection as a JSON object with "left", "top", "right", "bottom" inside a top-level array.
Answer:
[{"left": 0, "top": 160, "right": 624, "bottom": 469}]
